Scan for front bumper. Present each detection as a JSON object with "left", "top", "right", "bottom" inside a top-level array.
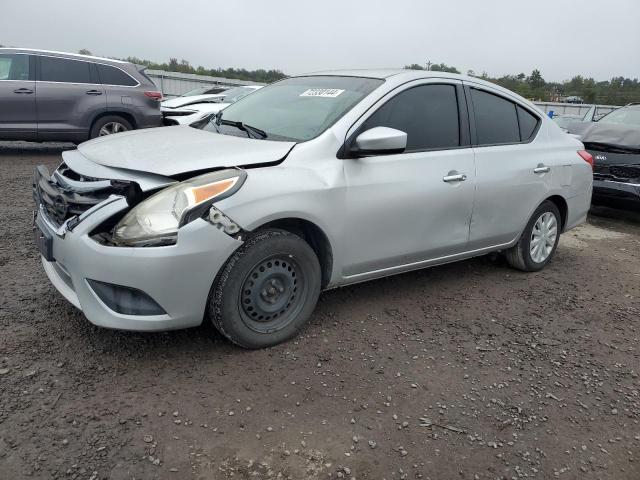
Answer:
[
  {"left": 36, "top": 197, "right": 242, "bottom": 331},
  {"left": 592, "top": 179, "right": 640, "bottom": 207}
]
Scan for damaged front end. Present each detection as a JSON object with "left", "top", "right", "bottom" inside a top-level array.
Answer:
[{"left": 34, "top": 156, "right": 247, "bottom": 250}]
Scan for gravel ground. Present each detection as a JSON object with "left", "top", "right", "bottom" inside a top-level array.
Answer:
[{"left": 1, "top": 143, "right": 639, "bottom": 480}]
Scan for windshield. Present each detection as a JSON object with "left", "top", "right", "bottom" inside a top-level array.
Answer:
[
  {"left": 598, "top": 105, "right": 640, "bottom": 127},
  {"left": 203, "top": 76, "right": 384, "bottom": 142}
]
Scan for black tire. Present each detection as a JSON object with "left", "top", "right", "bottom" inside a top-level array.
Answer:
[
  {"left": 505, "top": 200, "right": 561, "bottom": 272},
  {"left": 209, "top": 229, "right": 321, "bottom": 349},
  {"left": 89, "top": 115, "right": 133, "bottom": 139}
]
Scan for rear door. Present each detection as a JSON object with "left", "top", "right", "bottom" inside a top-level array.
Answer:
[
  {"left": 35, "top": 55, "right": 106, "bottom": 141},
  {"left": 0, "top": 53, "right": 37, "bottom": 140},
  {"left": 465, "top": 85, "right": 549, "bottom": 249}
]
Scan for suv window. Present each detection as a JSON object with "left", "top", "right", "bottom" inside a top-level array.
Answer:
[
  {"left": 471, "top": 88, "right": 521, "bottom": 145},
  {"left": 362, "top": 84, "right": 460, "bottom": 151},
  {"left": 0, "top": 54, "right": 30, "bottom": 81},
  {"left": 97, "top": 64, "right": 137, "bottom": 86},
  {"left": 40, "top": 56, "right": 92, "bottom": 84}
]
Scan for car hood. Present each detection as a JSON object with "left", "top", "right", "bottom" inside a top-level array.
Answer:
[
  {"left": 77, "top": 126, "right": 296, "bottom": 177},
  {"left": 162, "top": 103, "right": 229, "bottom": 115},
  {"left": 161, "top": 94, "right": 224, "bottom": 108},
  {"left": 574, "top": 122, "right": 640, "bottom": 149}
]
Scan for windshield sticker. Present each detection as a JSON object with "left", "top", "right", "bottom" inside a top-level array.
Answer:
[{"left": 300, "top": 88, "right": 345, "bottom": 98}]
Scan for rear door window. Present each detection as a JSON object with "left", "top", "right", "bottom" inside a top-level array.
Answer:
[
  {"left": 470, "top": 88, "right": 521, "bottom": 145},
  {"left": 39, "top": 56, "right": 92, "bottom": 84},
  {"left": 0, "top": 54, "right": 30, "bottom": 80},
  {"left": 362, "top": 84, "right": 461, "bottom": 151},
  {"left": 97, "top": 64, "right": 138, "bottom": 86}
]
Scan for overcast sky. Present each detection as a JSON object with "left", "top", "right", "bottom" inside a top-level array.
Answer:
[{"left": 2, "top": 0, "right": 638, "bottom": 81}]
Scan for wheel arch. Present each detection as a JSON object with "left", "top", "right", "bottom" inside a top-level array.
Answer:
[
  {"left": 251, "top": 217, "right": 334, "bottom": 289},
  {"left": 545, "top": 194, "right": 568, "bottom": 231},
  {"left": 89, "top": 111, "right": 138, "bottom": 135}
]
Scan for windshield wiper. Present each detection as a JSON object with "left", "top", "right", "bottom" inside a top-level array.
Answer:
[{"left": 215, "top": 112, "right": 267, "bottom": 139}]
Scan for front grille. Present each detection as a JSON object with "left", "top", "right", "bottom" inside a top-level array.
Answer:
[
  {"left": 594, "top": 163, "right": 640, "bottom": 182},
  {"left": 33, "top": 163, "right": 116, "bottom": 227}
]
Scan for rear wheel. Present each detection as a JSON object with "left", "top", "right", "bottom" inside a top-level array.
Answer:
[
  {"left": 90, "top": 115, "right": 132, "bottom": 139},
  {"left": 209, "top": 229, "right": 321, "bottom": 349},
  {"left": 505, "top": 201, "right": 561, "bottom": 272}
]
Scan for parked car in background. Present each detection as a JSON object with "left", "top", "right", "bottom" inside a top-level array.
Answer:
[
  {"left": 161, "top": 85, "right": 262, "bottom": 125},
  {"left": 33, "top": 70, "right": 592, "bottom": 348},
  {"left": 565, "top": 96, "right": 584, "bottom": 104},
  {"left": 179, "top": 86, "right": 229, "bottom": 97},
  {"left": 552, "top": 113, "right": 583, "bottom": 132},
  {"left": 580, "top": 103, "right": 640, "bottom": 209},
  {"left": 0, "top": 48, "right": 162, "bottom": 143}
]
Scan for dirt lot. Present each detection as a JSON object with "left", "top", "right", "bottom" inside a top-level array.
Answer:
[{"left": 1, "top": 143, "right": 639, "bottom": 480}]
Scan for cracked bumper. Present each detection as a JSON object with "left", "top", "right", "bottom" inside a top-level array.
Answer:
[{"left": 37, "top": 198, "right": 242, "bottom": 331}]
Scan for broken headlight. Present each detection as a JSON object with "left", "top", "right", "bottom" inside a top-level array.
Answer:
[{"left": 112, "top": 169, "right": 245, "bottom": 246}]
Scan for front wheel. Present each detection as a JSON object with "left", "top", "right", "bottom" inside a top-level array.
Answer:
[
  {"left": 209, "top": 229, "right": 321, "bottom": 349},
  {"left": 505, "top": 201, "right": 561, "bottom": 272}
]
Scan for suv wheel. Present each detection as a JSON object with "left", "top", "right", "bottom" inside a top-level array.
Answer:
[
  {"left": 209, "top": 229, "right": 321, "bottom": 349},
  {"left": 90, "top": 115, "right": 132, "bottom": 138},
  {"left": 505, "top": 200, "right": 561, "bottom": 272}
]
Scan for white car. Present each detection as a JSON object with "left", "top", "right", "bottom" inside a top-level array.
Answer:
[{"left": 162, "top": 86, "right": 262, "bottom": 125}]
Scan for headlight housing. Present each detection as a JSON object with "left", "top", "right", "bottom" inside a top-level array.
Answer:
[{"left": 112, "top": 169, "right": 245, "bottom": 246}]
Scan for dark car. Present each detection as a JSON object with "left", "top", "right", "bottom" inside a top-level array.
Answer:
[
  {"left": 0, "top": 48, "right": 163, "bottom": 143},
  {"left": 580, "top": 103, "right": 640, "bottom": 209}
]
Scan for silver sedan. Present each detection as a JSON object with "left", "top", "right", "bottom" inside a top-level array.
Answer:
[{"left": 33, "top": 70, "right": 593, "bottom": 348}]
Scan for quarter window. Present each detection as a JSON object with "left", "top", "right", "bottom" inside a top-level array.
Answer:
[
  {"left": 517, "top": 105, "right": 539, "bottom": 141},
  {"left": 40, "top": 57, "right": 92, "bottom": 84},
  {"left": 0, "top": 54, "right": 30, "bottom": 81},
  {"left": 97, "top": 64, "right": 137, "bottom": 86},
  {"left": 362, "top": 84, "right": 461, "bottom": 151}
]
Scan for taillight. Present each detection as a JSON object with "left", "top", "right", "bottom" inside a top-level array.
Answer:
[
  {"left": 578, "top": 150, "right": 594, "bottom": 170},
  {"left": 144, "top": 91, "right": 163, "bottom": 100}
]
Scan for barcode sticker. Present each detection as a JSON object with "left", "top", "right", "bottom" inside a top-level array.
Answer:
[{"left": 300, "top": 88, "right": 345, "bottom": 98}]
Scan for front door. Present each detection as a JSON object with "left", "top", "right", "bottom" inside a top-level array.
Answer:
[
  {"left": 342, "top": 81, "right": 475, "bottom": 278},
  {"left": 0, "top": 53, "right": 37, "bottom": 141}
]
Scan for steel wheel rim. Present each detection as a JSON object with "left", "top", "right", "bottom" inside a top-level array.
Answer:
[
  {"left": 530, "top": 211, "right": 557, "bottom": 263},
  {"left": 99, "top": 122, "right": 128, "bottom": 136},
  {"left": 238, "top": 255, "right": 306, "bottom": 334}
]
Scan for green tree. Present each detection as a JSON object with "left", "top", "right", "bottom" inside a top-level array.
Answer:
[{"left": 78, "top": 49, "right": 92, "bottom": 55}]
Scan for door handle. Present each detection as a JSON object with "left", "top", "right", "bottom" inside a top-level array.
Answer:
[
  {"left": 443, "top": 173, "right": 467, "bottom": 183},
  {"left": 13, "top": 88, "right": 34, "bottom": 94},
  {"left": 85, "top": 89, "right": 103, "bottom": 95},
  {"left": 533, "top": 164, "right": 551, "bottom": 174}
]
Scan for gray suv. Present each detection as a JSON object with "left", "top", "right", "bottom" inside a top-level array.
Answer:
[{"left": 0, "top": 48, "right": 162, "bottom": 143}]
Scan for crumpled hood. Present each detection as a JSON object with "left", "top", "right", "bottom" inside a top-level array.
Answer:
[
  {"left": 77, "top": 126, "right": 295, "bottom": 176},
  {"left": 161, "top": 94, "right": 224, "bottom": 108},
  {"left": 575, "top": 122, "right": 640, "bottom": 149}
]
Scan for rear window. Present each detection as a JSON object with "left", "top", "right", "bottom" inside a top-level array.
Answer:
[
  {"left": 97, "top": 64, "right": 138, "bottom": 86},
  {"left": 0, "top": 54, "right": 30, "bottom": 80},
  {"left": 471, "top": 88, "right": 520, "bottom": 145},
  {"left": 40, "top": 56, "right": 92, "bottom": 84}
]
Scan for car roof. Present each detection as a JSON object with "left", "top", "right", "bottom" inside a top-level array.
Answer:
[
  {"left": 296, "top": 69, "right": 545, "bottom": 116},
  {"left": 0, "top": 47, "right": 128, "bottom": 64}
]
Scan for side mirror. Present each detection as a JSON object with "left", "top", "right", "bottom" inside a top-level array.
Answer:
[{"left": 350, "top": 127, "right": 407, "bottom": 156}]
